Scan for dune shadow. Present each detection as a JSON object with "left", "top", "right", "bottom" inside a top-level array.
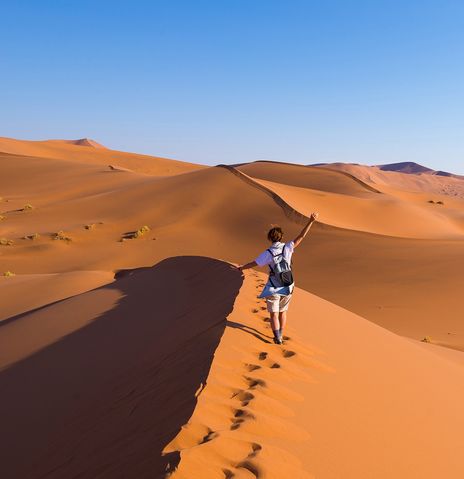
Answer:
[{"left": 0, "top": 256, "right": 242, "bottom": 479}]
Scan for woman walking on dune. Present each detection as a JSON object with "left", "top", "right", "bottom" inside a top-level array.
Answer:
[{"left": 239, "top": 213, "right": 319, "bottom": 344}]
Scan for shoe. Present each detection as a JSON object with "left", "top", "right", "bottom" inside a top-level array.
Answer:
[{"left": 273, "top": 336, "right": 283, "bottom": 345}]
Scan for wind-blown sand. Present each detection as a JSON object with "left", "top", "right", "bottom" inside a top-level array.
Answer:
[{"left": 1, "top": 138, "right": 464, "bottom": 477}]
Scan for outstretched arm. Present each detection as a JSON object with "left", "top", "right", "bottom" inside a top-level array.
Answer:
[
  {"left": 238, "top": 261, "right": 257, "bottom": 272},
  {"left": 293, "top": 212, "right": 318, "bottom": 248}
]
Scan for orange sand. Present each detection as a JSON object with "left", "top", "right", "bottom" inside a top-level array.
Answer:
[{"left": 1, "top": 138, "right": 464, "bottom": 478}]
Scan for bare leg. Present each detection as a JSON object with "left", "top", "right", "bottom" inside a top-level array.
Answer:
[
  {"left": 270, "top": 312, "right": 280, "bottom": 332},
  {"left": 279, "top": 311, "right": 287, "bottom": 332}
]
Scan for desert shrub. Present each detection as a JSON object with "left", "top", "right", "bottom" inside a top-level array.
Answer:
[
  {"left": 52, "top": 230, "right": 72, "bottom": 242},
  {"left": 121, "top": 225, "right": 151, "bottom": 241},
  {"left": 436, "top": 200, "right": 444, "bottom": 205},
  {"left": 0, "top": 215, "right": 5, "bottom": 221},
  {"left": 0, "top": 238, "right": 14, "bottom": 246},
  {"left": 22, "top": 204, "right": 34, "bottom": 211},
  {"left": 421, "top": 336, "right": 432, "bottom": 343},
  {"left": 134, "top": 225, "right": 150, "bottom": 238},
  {"left": 24, "top": 233, "right": 40, "bottom": 240},
  {"left": 3, "top": 271, "right": 15, "bottom": 277},
  {"left": 84, "top": 224, "right": 96, "bottom": 230},
  {"left": 427, "top": 200, "right": 435, "bottom": 204}
]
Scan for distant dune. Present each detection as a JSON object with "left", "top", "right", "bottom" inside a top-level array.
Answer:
[
  {"left": 0, "top": 136, "right": 204, "bottom": 175},
  {"left": 377, "top": 161, "right": 435, "bottom": 174},
  {"left": 313, "top": 161, "right": 464, "bottom": 198},
  {"left": 1, "top": 137, "right": 464, "bottom": 478},
  {"left": 50, "top": 138, "right": 107, "bottom": 148}
]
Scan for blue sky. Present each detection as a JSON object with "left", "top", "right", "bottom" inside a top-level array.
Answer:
[{"left": 1, "top": 0, "right": 463, "bottom": 173}]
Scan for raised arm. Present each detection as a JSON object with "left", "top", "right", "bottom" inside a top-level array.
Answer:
[{"left": 293, "top": 212, "right": 318, "bottom": 248}]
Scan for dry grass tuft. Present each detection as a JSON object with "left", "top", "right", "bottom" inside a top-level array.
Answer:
[
  {"left": 121, "top": 225, "right": 151, "bottom": 241},
  {"left": 52, "top": 231, "right": 72, "bottom": 242},
  {"left": 3, "top": 271, "right": 15, "bottom": 277},
  {"left": 22, "top": 204, "right": 34, "bottom": 211},
  {"left": 0, "top": 238, "right": 14, "bottom": 246}
]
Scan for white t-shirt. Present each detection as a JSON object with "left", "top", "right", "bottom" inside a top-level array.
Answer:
[{"left": 255, "top": 241, "right": 295, "bottom": 268}]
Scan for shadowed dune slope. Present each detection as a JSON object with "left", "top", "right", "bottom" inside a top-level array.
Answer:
[
  {"left": 0, "top": 137, "right": 204, "bottom": 175},
  {"left": 0, "top": 257, "right": 242, "bottom": 479}
]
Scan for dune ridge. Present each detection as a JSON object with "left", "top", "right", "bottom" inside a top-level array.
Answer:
[{"left": 166, "top": 269, "right": 464, "bottom": 478}]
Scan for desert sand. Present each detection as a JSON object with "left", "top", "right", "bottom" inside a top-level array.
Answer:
[{"left": 1, "top": 138, "right": 464, "bottom": 478}]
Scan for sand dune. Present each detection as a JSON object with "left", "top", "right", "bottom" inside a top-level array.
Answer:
[
  {"left": 2, "top": 153, "right": 464, "bottom": 349},
  {"left": 2, "top": 260, "right": 464, "bottom": 478},
  {"left": 0, "top": 137, "right": 204, "bottom": 175},
  {"left": 1, "top": 138, "right": 464, "bottom": 477},
  {"left": 167, "top": 269, "right": 464, "bottom": 478},
  {"left": 317, "top": 161, "right": 464, "bottom": 198}
]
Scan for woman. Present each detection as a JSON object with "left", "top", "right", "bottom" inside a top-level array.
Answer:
[{"left": 238, "top": 213, "right": 319, "bottom": 344}]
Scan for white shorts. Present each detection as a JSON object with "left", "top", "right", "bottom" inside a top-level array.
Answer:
[{"left": 266, "top": 294, "right": 292, "bottom": 313}]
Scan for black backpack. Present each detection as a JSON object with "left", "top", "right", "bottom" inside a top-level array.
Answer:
[{"left": 267, "top": 244, "right": 294, "bottom": 287}]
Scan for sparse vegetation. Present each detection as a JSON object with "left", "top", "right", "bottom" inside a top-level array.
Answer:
[
  {"left": 0, "top": 238, "right": 14, "bottom": 246},
  {"left": 122, "top": 225, "right": 151, "bottom": 241},
  {"left": 23, "top": 233, "right": 40, "bottom": 240},
  {"left": 22, "top": 204, "right": 34, "bottom": 211},
  {"left": 421, "top": 336, "right": 432, "bottom": 343},
  {"left": 436, "top": 200, "right": 444, "bottom": 205},
  {"left": 52, "top": 230, "right": 72, "bottom": 242},
  {"left": 427, "top": 200, "right": 435, "bottom": 204},
  {"left": 134, "top": 225, "right": 150, "bottom": 238},
  {"left": 0, "top": 215, "right": 5, "bottom": 221},
  {"left": 3, "top": 271, "right": 15, "bottom": 277},
  {"left": 84, "top": 224, "right": 96, "bottom": 230}
]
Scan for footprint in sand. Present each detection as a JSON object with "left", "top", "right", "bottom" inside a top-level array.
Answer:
[
  {"left": 244, "top": 376, "right": 266, "bottom": 389},
  {"left": 257, "top": 351, "right": 281, "bottom": 369},
  {"left": 222, "top": 468, "right": 234, "bottom": 478},
  {"left": 282, "top": 349, "right": 296, "bottom": 358},
  {"left": 230, "top": 408, "right": 256, "bottom": 430},
  {"left": 245, "top": 364, "right": 261, "bottom": 372},
  {"left": 235, "top": 443, "right": 263, "bottom": 478},
  {"left": 199, "top": 428, "right": 219, "bottom": 444},
  {"left": 233, "top": 390, "right": 255, "bottom": 407}
]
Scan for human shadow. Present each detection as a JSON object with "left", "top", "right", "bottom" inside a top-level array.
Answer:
[
  {"left": 0, "top": 256, "right": 242, "bottom": 479},
  {"left": 226, "top": 320, "right": 273, "bottom": 344}
]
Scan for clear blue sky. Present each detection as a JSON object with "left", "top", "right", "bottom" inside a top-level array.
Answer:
[{"left": 1, "top": 0, "right": 463, "bottom": 173}]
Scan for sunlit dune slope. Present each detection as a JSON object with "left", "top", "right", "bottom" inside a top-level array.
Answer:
[
  {"left": 169, "top": 270, "right": 464, "bottom": 479},
  {"left": 0, "top": 271, "right": 114, "bottom": 322},
  {"left": 1, "top": 154, "right": 464, "bottom": 349},
  {"left": 0, "top": 137, "right": 204, "bottom": 175},
  {"left": 318, "top": 162, "right": 464, "bottom": 199},
  {"left": 237, "top": 160, "right": 381, "bottom": 196}
]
